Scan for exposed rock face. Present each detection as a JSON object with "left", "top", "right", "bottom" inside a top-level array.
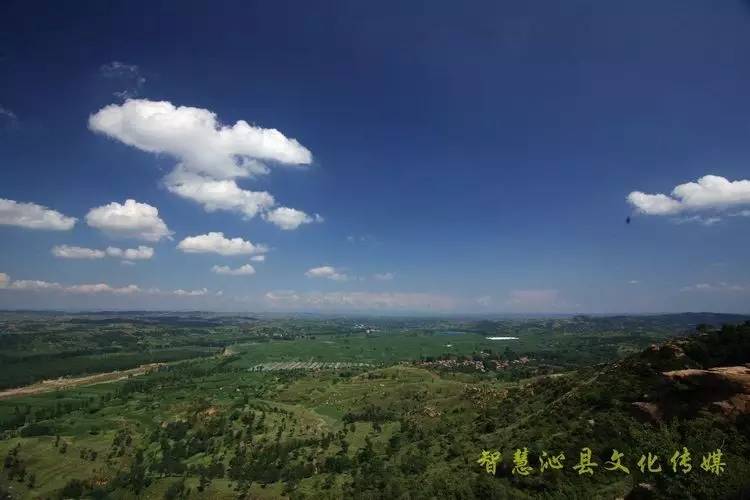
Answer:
[
  {"left": 663, "top": 365, "right": 750, "bottom": 393},
  {"left": 662, "top": 365, "right": 750, "bottom": 420},
  {"left": 640, "top": 342, "right": 695, "bottom": 371},
  {"left": 633, "top": 365, "right": 750, "bottom": 422}
]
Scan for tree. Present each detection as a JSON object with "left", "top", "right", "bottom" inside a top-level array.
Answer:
[{"left": 61, "top": 479, "right": 85, "bottom": 498}]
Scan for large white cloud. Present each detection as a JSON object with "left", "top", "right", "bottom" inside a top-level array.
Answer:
[
  {"left": 628, "top": 175, "right": 750, "bottom": 216},
  {"left": 52, "top": 245, "right": 106, "bottom": 259},
  {"left": 305, "top": 266, "right": 348, "bottom": 281},
  {"left": 88, "top": 99, "right": 318, "bottom": 228},
  {"left": 164, "top": 169, "right": 275, "bottom": 219},
  {"left": 0, "top": 198, "right": 76, "bottom": 230},
  {"left": 177, "top": 232, "right": 267, "bottom": 256},
  {"left": 212, "top": 264, "right": 256, "bottom": 276},
  {"left": 85, "top": 199, "right": 171, "bottom": 241},
  {"left": 0, "top": 273, "right": 9, "bottom": 288},
  {"left": 89, "top": 99, "right": 312, "bottom": 177}
]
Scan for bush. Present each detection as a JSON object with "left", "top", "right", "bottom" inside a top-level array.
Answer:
[{"left": 20, "top": 422, "right": 55, "bottom": 437}]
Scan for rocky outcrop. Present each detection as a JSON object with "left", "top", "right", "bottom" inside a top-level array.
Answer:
[
  {"left": 632, "top": 365, "right": 750, "bottom": 422},
  {"left": 662, "top": 365, "right": 750, "bottom": 393}
]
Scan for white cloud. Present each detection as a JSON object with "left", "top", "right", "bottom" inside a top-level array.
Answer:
[
  {"left": 730, "top": 209, "right": 750, "bottom": 217},
  {"left": 1, "top": 275, "right": 218, "bottom": 298},
  {"left": 250, "top": 255, "right": 266, "bottom": 262},
  {"left": 10, "top": 280, "right": 63, "bottom": 291},
  {"left": 0, "top": 106, "right": 18, "bottom": 127},
  {"left": 628, "top": 280, "right": 640, "bottom": 285},
  {"left": 212, "top": 264, "right": 256, "bottom": 276},
  {"left": 626, "top": 192, "right": 682, "bottom": 216},
  {"left": 99, "top": 61, "right": 146, "bottom": 99},
  {"left": 0, "top": 106, "right": 16, "bottom": 120},
  {"left": 66, "top": 283, "right": 141, "bottom": 294},
  {"left": 164, "top": 169, "right": 275, "bottom": 219},
  {"left": 673, "top": 215, "right": 722, "bottom": 226},
  {"left": 373, "top": 272, "right": 395, "bottom": 281},
  {"left": 0, "top": 198, "right": 76, "bottom": 230},
  {"left": 264, "top": 290, "right": 301, "bottom": 302},
  {"left": 305, "top": 266, "right": 348, "bottom": 281},
  {"left": 86, "top": 199, "right": 171, "bottom": 241},
  {"left": 89, "top": 99, "right": 322, "bottom": 229},
  {"left": 476, "top": 295, "right": 492, "bottom": 307},
  {"left": 628, "top": 175, "right": 750, "bottom": 215},
  {"left": 89, "top": 99, "right": 312, "bottom": 177},
  {"left": 264, "top": 290, "right": 457, "bottom": 311},
  {"left": 679, "top": 282, "right": 746, "bottom": 293},
  {"left": 263, "top": 206, "right": 322, "bottom": 230},
  {"left": 106, "top": 245, "right": 154, "bottom": 260},
  {"left": 52, "top": 245, "right": 106, "bottom": 259},
  {"left": 346, "top": 234, "right": 378, "bottom": 245},
  {"left": 50, "top": 244, "right": 154, "bottom": 261},
  {"left": 88, "top": 99, "right": 317, "bottom": 228},
  {"left": 173, "top": 288, "right": 209, "bottom": 296},
  {"left": 177, "top": 232, "right": 267, "bottom": 256}
]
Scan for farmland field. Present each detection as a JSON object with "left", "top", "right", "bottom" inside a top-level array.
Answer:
[{"left": 1, "top": 312, "right": 750, "bottom": 498}]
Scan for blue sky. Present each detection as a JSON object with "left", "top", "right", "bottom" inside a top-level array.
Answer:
[{"left": 1, "top": 0, "right": 750, "bottom": 313}]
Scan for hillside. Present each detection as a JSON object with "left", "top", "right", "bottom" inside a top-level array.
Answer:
[{"left": 0, "top": 320, "right": 748, "bottom": 499}]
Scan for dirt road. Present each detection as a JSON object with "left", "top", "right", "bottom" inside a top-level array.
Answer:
[{"left": 0, "top": 363, "right": 163, "bottom": 400}]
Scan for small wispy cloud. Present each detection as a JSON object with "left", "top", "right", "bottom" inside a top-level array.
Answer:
[
  {"left": 679, "top": 282, "right": 746, "bottom": 293},
  {"left": 346, "top": 234, "right": 377, "bottom": 244},
  {"left": 476, "top": 295, "right": 492, "bottom": 307},
  {"left": 99, "top": 61, "right": 146, "bottom": 99},
  {"left": 672, "top": 215, "right": 722, "bottom": 226},
  {"left": 0, "top": 106, "right": 17, "bottom": 127},
  {"left": 305, "top": 266, "right": 348, "bottom": 281}
]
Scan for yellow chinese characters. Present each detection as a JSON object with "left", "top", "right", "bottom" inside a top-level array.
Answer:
[
  {"left": 512, "top": 447, "right": 534, "bottom": 476},
  {"left": 477, "top": 449, "right": 502, "bottom": 475},
  {"left": 572, "top": 447, "right": 598, "bottom": 475},
  {"left": 637, "top": 452, "right": 662, "bottom": 473},
  {"left": 475, "top": 446, "right": 725, "bottom": 477},
  {"left": 670, "top": 447, "right": 692, "bottom": 474},
  {"left": 539, "top": 450, "right": 565, "bottom": 472},
  {"left": 700, "top": 449, "right": 726, "bottom": 476},
  {"left": 604, "top": 449, "right": 630, "bottom": 474}
]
